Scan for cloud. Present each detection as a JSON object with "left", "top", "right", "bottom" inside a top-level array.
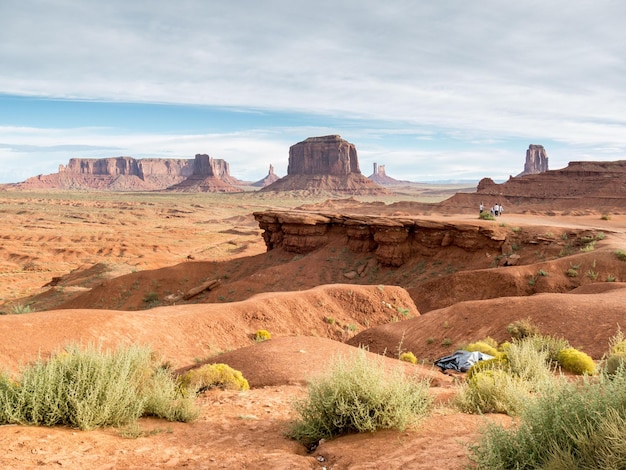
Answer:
[{"left": 1, "top": 1, "right": 625, "bottom": 183}]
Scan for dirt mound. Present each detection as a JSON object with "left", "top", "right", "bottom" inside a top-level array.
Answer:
[
  {"left": 349, "top": 284, "right": 626, "bottom": 361},
  {"left": 178, "top": 336, "right": 451, "bottom": 388},
  {"left": 0, "top": 284, "right": 417, "bottom": 373}
]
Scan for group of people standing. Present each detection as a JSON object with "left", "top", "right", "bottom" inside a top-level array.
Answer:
[{"left": 479, "top": 202, "right": 504, "bottom": 217}]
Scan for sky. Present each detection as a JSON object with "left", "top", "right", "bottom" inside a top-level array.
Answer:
[{"left": 1, "top": 1, "right": 625, "bottom": 184}]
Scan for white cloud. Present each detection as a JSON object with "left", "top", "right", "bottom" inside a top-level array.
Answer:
[{"left": 1, "top": 1, "right": 625, "bottom": 183}]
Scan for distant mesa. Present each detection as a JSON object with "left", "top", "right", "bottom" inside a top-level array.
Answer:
[
  {"left": 262, "top": 135, "right": 387, "bottom": 194},
  {"left": 252, "top": 164, "right": 281, "bottom": 188},
  {"left": 10, "top": 155, "right": 241, "bottom": 192},
  {"left": 368, "top": 163, "right": 411, "bottom": 185},
  {"left": 517, "top": 144, "right": 549, "bottom": 177},
  {"left": 167, "top": 154, "right": 241, "bottom": 192}
]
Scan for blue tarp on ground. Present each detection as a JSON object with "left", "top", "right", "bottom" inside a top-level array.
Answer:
[{"left": 434, "top": 350, "right": 494, "bottom": 372}]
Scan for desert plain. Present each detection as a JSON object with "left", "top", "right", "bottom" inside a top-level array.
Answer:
[{"left": 1, "top": 187, "right": 626, "bottom": 469}]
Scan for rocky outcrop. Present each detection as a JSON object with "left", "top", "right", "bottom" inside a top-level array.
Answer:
[
  {"left": 167, "top": 154, "right": 241, "bottom": 192},
  {"left": 252, "top": 164, "right": 281, "bottom": 187},
  {"left": 480, "top": 160, "right": 626, "bottom": 199},
  {"left": 254, "top": 209, "right": 509, "bottom": 267},
  {"left": 368, "top": 163, "right": 409, "bottom": 185},
  {"left": 15, "top": 157, "right": 194, "bottom": 191},
  {"left": 262, "top": 135, "right": 387, "bottom": 194},
  {"left": 518, "top": 145, "right": 549, "bottom": 176}
]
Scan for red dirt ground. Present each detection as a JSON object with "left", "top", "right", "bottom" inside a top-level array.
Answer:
[{"left": 1, "top": 191, "right": 625, "bottom": 469}]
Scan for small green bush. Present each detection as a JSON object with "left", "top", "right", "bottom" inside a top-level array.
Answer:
[
  {"left": 454, "top": 369, "right": 529, "bottom": 416},
  {"left": 466, "top": 341, "right": 499, "bottom": 358},
  {"left": 566, "top": 268, "right": 579, "bottom": 277},
  {"left": 506, "top": 318, "right": 540, "bottom": 340},
  {"left": 11, "top": 303, "right": 32, "bottom": 314},
  {"left": 603, "top": 353, "right": 626, "bottom": 376},
  {"left": 254, "top": 329, "right": 271, "bottom": 342},
  {"left": 616, "top": 250, "right": 626, "bottom": 261},
  {"left": 522, "top": 334, "right": 570, "bottom": 365},
  {"left": 479, "top": 212, "right": 496, "bottom": 221},
  {"left": 399, "top": 351, "right": 417, "bottom": 364},
  {"left": 286, "top": 350, "right": 432, "bottom": 446},
  {"left": 467, "top": 357, "right": 508, "bottom": 380},
  {"left": 557, "top": 348, "right": 596, "bottom": 375},
  {"left": 178, "top": 363, "right": 250, "bottom": 393}
]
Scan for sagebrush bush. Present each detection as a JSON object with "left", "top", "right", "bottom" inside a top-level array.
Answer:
[
  {"left": 254, "top": 329, "right": 271, "bottom": 342},
  {"left": 603, "top": 353, "right": 626, "bottom": 376},
  {"left": 466, "top": 341, "right": 499, "bottom": 358},
  {"left": 469, "top": 373, "right": 626, "bottom": 469},
  {"left": 521, "top": 334, "right": 570, "bottom": 366},
  {"left": 0, "top": 344, "right": 198, "bottom": 430},
  {"left": 286, "top": 350, "right": 432, "bottom": 446},
  {"left": 506, "top": 318, "right": 540, "bottom": 339},
  {"left": 178, "top": 363, "right": 250, "bottom": 393},
  {"left": 557, "top": 348, "right": 596, "bottom": 375},
  {"left": 454, "top": 369, "right": 529, "bottom": 416},
  {"left": 458, "top": 337, "right": 553, "bottom": 416},
  {"left": 399, "top": 351, "right": 417, "bottom": 364}
]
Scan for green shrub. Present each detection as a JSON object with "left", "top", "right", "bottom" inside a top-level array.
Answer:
[
  {"left": 603, "top": 353, "right": 626, "bottom": 376},
  {"left": 286, "top": 350, "right": 432, "bottom": 446},
  {"left": 454, "top": 369, "right": 529, "bottom": 416},
  {"left": 506, "top": 318, "right": 540, "bottom": 340},
  {"left": 399, "top": 351, "right": 417, "bottom": 364},
  {"left": 479, "top": 212, "right": 495, "bottom": 221},
  {"left": 557, "top": 348, "right": 596, "bottom": 375},
  {"left": 0, "top": 344, "right": 198, "bottom": 430},
  {"left": 522, "top": 334, "right": 570, "bottom": 365},
  {"left": 11, "top": 303, "right": 32, "bottom": 314},
  {"left": 254, "top": 329, "right": 271, "bottom": 342},
  {"left": 469, "top": 373, "right": 626, "bottom": 469},
  {"left": 466, "top": 341, "right": 499, "bottom": 358},
  {"left": 178, "top": 363, "right": 250, "bottom": 393},
  {"left": 566, "top": 268, "right": 579, "bottom": 277},
  {"left": 616, "top": 250, "right": 626, "bottom": 261},
  {"left": 467, "top": 357, "right": 508, "bottom": 380}
]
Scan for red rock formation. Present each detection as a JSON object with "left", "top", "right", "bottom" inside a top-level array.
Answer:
[
  {"left": 166, "top": 154, "right": 241, "bottom": 192},
  {"left": 16, "top": 157, "right": 195, "bottom": 191},
  {"left": 252, "top": 164, "right": 281, "bottom": 187},
  {"left": 368, "top": 162, "right": 409, "bottom": 185},
  {"left": 262, "top": 135, "right": 387, "bottom": 194},
  {"left": 518, "top": 144, "right": 549, "bottom": 176}
]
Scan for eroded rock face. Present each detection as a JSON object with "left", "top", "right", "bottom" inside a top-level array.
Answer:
[
  {"left": 520, "top": 144, "right": 549, "bottom": 176},
  {"left": 166, "top": 154, "right": 240, "bottom": 192},
  {"left": 287, "top": 135, "right": 359, "bottom": 175},
  {"left": 254, "top": 210, "right": 508, "bottom": 267},
  {"left": 262, "top": 135, "right": 386, "bottom": 194},
  {"left": 16, "top": 155, "right": 240, "bottom": 192}
]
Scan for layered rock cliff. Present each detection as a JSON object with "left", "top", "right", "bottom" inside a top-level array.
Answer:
[
  {"left": 262, "top": 135, "right": 387, "bottom": 194},
  {"left": 253, "top": 209, "right": 509, "bottom": 267},
  {"left": 13, "top": 155, "right": 242, "bottom": 192},
  {"left": 167, "top": 154, "right": 241, "bottom": 192}
]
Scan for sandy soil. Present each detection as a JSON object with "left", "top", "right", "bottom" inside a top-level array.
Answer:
[{"left": 1, "top": 190, "right": 625, "bottom": 469}]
